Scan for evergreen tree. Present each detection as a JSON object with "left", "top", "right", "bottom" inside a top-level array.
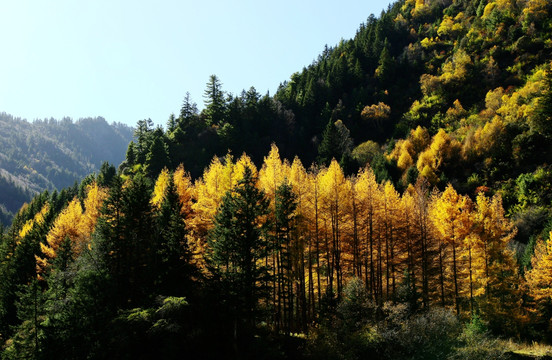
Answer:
[
  {"left": 179, "top": 91, "right": 199, "bottom": 124},
  {"left": 318, "top": 119, "right": 342, "bottom": 166},
  {"left": 145, "top": 129, "right": 170, "bottom": 179},
  {"left": 207, "top": 166, "right": 271, "bottom": 344},
  {"left": 203, "top": 74, "right": 227, "bottom": 126},
  {"left": 155, "top": 174, "right": 194, "bottom": 296},
  {"left": 96, "top": 161, "right": 116, "bottom": 187}
]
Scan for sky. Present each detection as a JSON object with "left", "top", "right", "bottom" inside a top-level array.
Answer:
[{"left": 0, "top": 0, "right": 393, "bottom": 127}]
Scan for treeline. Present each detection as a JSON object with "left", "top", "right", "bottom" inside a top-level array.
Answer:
[
  {"left": 2, "top": 146, "right": 552, "bottom": 358},
  {"left": 0, "top": 113, "right": 133, "bottom": 225}
]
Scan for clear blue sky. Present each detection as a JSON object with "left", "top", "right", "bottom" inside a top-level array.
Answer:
[{"left": 0, "top": 0, "right": 393, "bottom": 127}]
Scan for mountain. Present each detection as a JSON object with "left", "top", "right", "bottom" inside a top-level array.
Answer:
[
  {"left": 126, "top": 0, "right": 552, "bottom": 242},
  {"left": 0, "top": 113, "right": 133, "bottom": 225},
  {"left": 2, "top": 1, "right": 552, "bottom": 358}
]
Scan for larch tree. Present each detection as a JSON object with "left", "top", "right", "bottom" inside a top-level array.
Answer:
[
  {"left": 526, "top": 232, "right": 552, "bottom": 332},
  {"left": 472, "top": 192, "right": 522, "bottom": 334},
  {"left": 430, "top": 184, "right": 473, "bottom": 315},
  {"left": 354, "top": 168, "right": 380, "bottom": 300},
  {"left": 319, "top": 160, "right": 352, "bottom": 298}
]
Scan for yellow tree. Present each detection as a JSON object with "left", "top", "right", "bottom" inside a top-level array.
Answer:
[
  {"left": 288, "top": 157, "right": 311, "bottom": 324},
  {"left": 189, "top": 156, "right": 233, "bottom": 267},
  {"left": 173, "top": 164, "right": 194, "bottom": 218},
  {"left": 355, "top": 168, "right": 381, "bottom": 300},
  {"left": 403, "top": 179, "right": 438, "bottom": 309},
  {"left": 430, "top": 184, "right": 473, "bottom": 315},
  {"left": 37, "top": 183, "right": 107, "bottom": 275},
  {"left": 80, "top": 182, "right": 108, "bottom": 238},
  {"left": 303, "top": 166, "right": 324, "bottom": 306},
  {"left": 472, "top": 192, "right": 522, "bottom": 333},
  {"left": 318, "top": 160, "right": 352, "bottom": 298},
  {"left": 417, "top": 129, "right": 462, "bottom": 185},
  {"left": 380, "top": 181, "right": 402, "bottom": 300},
  {"left": 258, "top": 144, "right": 289, "bottom": 328},
  {"left": 526, "top": 232, "right": 552, "bottom": 330},
  {"left": 151, "top": 168, "right": 170, "bottom": 209}
]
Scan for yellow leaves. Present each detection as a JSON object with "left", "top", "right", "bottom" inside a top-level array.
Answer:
[
  {"left": 174, "top": 164, "right": 193, "bottom": 217},
  {"left": 410, "top": 126, "right": 430, "bottom": 154},
  {"left": 411, "top": 0, "right": 430, "bottom": 18},
  {"left": 258, "top": 143, "right": 286, "bottom": 199},
  {"left": 388, "top": 139, "right": 415, "bottom": 171},
  {"left": 361, "top": 103, "right": 391, "bottom": 130},
  {"left": 419, "top": 73, "right": 440, "bottom": 96},
  {"left": 437, "top": 14, "right": 464, "bottom": 38},
  {"left": 416, "top": 129, "right": 461, "bottom": 184},
  {"left": 496, "top": 66, "right": 547, "bottom": 125},
  {"left": 463, "top": 116, "right": 505, "bottom": 160},
  {"left": 37, "top": 182, "right": 107, "bottom": 275},
  {"left": 526, "top": 232, "right": 552, "bottom": 304},
  {"left": 397, "top": 149, "right": 414, "bottom": 171},
  {"left": 482, "top": 2, "right": 496, "bottom": 20},
  {"left": 485, "top": 87, "right": 505, "bottom": 112},
  {"left": 420, "top": 37, "right": 439, "bottom": 49},
  {"left": 522, "top": 0, "right": 550, "bottom": 23},
  {"left": 430, "top": 184, "right": 473, "bottom": 244},
  {"left": 233, "top": 153, "right": 258, "bottom": 187},
  {"left": 151, "top": 168, "right": 170, "bottom": 209},
  {"left": 440, "top": 50, "right": 472, "bottom": 85},
  {"left": 18, "top": 221, "right": 34, "bottom": 239},
  {"left": 40, "top": 242, "right": 55, "bottom": 259},
  {"left": 18, "top": 203, "right": 50, "bottom": 239}
]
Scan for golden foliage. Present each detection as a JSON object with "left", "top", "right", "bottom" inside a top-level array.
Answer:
[
  {"left": 151, "top": 167, "right": 170, "bottom": 209},
  {"left": 526, "top": 232, "right": 552, "bottom": 305},
  {"left": 37, "top": 182, "right": 106, "bottom": 275}
]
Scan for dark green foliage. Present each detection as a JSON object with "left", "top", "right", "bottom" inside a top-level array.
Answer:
[
  {"left": 145, "top": 129, "right": 170, "bottom": 178},
  {"left": 97, "top": 161, "right": 117, "bottom": 187},
  {"left": 94, "top": 173, "right": 157, "bottom": 308},
  {"left": 207, "top": 166, "right": 272, "bottom": 343},
  {"left": 203, "top": 74, "right": 227, "bottom": 126},
  {"left": 0, "top": 192, "right": 51, "bottom": 341},
  {"left": 155, "top": 174, "right": 194, "bottom": 296}
]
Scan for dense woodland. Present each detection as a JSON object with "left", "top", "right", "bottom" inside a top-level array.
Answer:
[
  {"left": 1, "top": 0, "right": 552, "bottom": 358},
  {"left": 0, "top": 114, "right": 133, "bottom": 226}
]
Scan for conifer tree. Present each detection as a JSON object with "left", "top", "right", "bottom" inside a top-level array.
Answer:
[
  {"left": 207, "top": 166, "right": 271, "bottom": 342},
  {"left": 203, "top": 75, "right": 226, "bottom": 126}
]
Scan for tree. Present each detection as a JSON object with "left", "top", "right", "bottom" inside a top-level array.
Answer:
[
  {"left": 525, "top": 231, "right": 552, "bottom": 333},
  {"left": 430, "top": 184, "right": 473, "bottom": 315},
  {"left": 275, "top": 180, "right": 299, "bottom": 333},
  {"left": 318, "top": 120, "right": 353, "bottom": 167},
  {"left": 145, "top": 129, "right": 170, "bottom": 178},
  {"left": 203, "top": 75, "right": 226, "bottom": 126},
  {"left": 207, "top": 166, "right": 271, "bottom": 344},
  {"left": 179, "top": 92, "right": 199, "bottom": 124},
  {"left": 94, "top": 174, "right": 156, "bottom": 308},
  {"left": 155, "top": 173, "right": 193, "bottom": 296}
]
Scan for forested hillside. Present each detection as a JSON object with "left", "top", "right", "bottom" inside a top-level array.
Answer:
[
  {"left": 0, "top": 113, "right": 133, "bottom": 225},
  {"left": 125, "top": 0, "right": 552, "bottom": 247},
  {"left": 1, "top": 0, "right": 552, "bottom": 358}
]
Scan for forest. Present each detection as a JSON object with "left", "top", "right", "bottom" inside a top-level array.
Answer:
[
  {"left": 0, "top": 114, "right": 133, "bottom": 226},
  {"left": 1, "top": 0, "right": 552, "bottom": 358}
]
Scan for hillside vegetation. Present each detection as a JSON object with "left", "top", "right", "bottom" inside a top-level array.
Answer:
[
  {"left": 0, "top": 113, "right": 133, "bottom": 225},
  {"left": 1, "top": 0, "right": 552, "bottom": 358}
]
